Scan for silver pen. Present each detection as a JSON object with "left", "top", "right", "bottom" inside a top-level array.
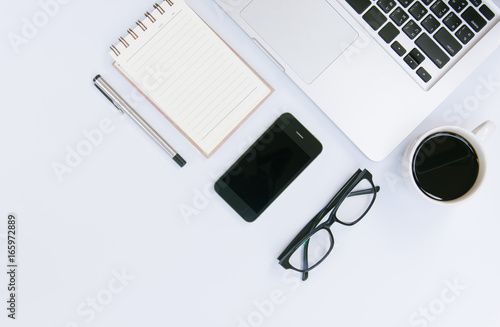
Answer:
[{"left": 93, "top": 74, "right": 186, "bottom": 167}]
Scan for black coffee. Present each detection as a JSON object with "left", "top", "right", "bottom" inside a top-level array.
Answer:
[{"left": 412, "top": 132, "right": 479, "bottom": 201}]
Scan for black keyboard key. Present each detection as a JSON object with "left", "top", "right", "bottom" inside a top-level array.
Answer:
[
  {"left": 404, "top": 49, "right": 425, "bottom": 69},
  {"left": 431, "top": 0, "right": 450, "bottom": 18},
  {"left": 390, "top": 7, "right": 410, "bottom": 25},
  {"left": 471, "top": 0, "right": 482, "bottom": 7},
  {"left": 363, "top": 6, "right": 388, "bottom": 30},
  {"left": 434, "top": 27, "right": 463, "bottom": 56},
  {"left": 398, "top": 0, "right": 415, "bottom": 8},
  {"left": 391, "top": 41, "right": 407, "bottom": 56},
  {"left": 346, "top": 0, "right": 372, "bottom": 14},
  {"left": 443, "top": 12, "right": 462, "bottom": 31},
  {"left": 404, "top": 55, "right": 419, "bottom": 69},
  {"left": 409, "top": 2, "right": 428, "bottom": 20},
  {"left": 479, "top": 5, "right": 495, "bottom": 20},
  {"left": 422, "top": 14, "right": 441, "bottom": 33},
  {"left": 403, "top": 20, "right": 423, "bottom": 38},
  {"left": 462, "top": 7, "right": 487, "bottom": 32},
  {"left": 410, "top": 48, "right": 425, "bottom": 64},
  {"left": 378, "top": 0, "right": 398, "bottom": 13},
  {"left": 455, "top": 24, "right": 475, "bottom": 44},
  {"left": 417, "top": 67, "right": 432, "bottom": 82},
  {"left": 448, "top": 0, "right": 468, "bottom": 12},
  {"left": 379, "top": 22, "right": 401, "bottom": 43},
  {"left": 415, "top": 33, "right": 450, "bottom": 68},
  {"left": 422, "top": 0, "right": 435, "bottom": 5}
]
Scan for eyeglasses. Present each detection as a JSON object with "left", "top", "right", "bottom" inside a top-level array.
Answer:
[{"left": 277, "top": 169, "right": 379, "bottom": 281}]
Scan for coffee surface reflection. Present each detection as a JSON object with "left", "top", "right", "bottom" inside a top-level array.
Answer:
[{"left": 412, "top": 132, "right": 480, "bottom": 201}]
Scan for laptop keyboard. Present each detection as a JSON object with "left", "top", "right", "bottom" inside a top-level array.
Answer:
[{"left": 344, "top": 0, "right": 499, "bottom": 89}]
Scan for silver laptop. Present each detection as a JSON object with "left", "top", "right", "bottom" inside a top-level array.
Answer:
[{"left": 214, "top": 0, "right": 500, "bottom": 161}]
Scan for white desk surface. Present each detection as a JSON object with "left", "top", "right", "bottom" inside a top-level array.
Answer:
[{"left": 1, "top": 1, "right": 500, "bottom": 326}]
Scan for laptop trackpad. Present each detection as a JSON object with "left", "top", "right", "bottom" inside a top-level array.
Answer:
[{"left": 241, "top": 0, "right": 358, "bottom": 84}]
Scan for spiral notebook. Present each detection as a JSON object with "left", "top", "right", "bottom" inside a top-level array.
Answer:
[{"left": 109, "top": 0, "right": 273, "bottom": 158}]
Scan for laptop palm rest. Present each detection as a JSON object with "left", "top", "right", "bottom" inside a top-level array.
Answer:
[{"left": 241, "top": 0, "right": 358, "bottom": 84}]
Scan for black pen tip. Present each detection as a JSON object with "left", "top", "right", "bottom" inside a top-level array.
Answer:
[
  {"left": 173, "top": 154, "right": 186, "bottom": 168},
  {"left": 93, "top": 74, "right": 102, "bottom": 83}
]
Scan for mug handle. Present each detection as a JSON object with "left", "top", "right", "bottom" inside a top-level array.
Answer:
[{"left": 473, "top": 121, "right": 496, "bottom": 143}]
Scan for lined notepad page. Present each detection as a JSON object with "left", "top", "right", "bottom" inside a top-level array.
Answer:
[{"left": 110, "top": 0, "right": 272, "bottom": 157}]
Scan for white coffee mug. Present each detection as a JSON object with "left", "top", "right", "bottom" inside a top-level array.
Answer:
[{"left": 402, "top": 121, "right": 496, "bottom": 205}]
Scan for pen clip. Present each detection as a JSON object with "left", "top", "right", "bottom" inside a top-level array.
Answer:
[{"left": 93, "top": 75, "right": 124, "bottom": 113}]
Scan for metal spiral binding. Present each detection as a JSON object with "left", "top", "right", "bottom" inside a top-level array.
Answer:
[
  {"left": 127, "top": 28, "right": 138, "bottom": 40},
  {"left": 110, "top": 45, "right": 120, "bottom": 56},
  {"left": 145, "top": 11, "right": 156, "bottom": 23},
  {"left": 153, "top": 3, "right": 165, "bottom": 14},
  {"left": 111, "top": 0, "right": 175, "bottom": 57},
  {"left": 118, "top": 36, "right": 129, "bottom": 48},
  {"left": 136, "top": 20, "right": 147, "bottom": 31}
]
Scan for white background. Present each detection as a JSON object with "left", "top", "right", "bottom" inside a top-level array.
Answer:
[{"left": 1, "top": 0, "right": 499, "bottom": 327}]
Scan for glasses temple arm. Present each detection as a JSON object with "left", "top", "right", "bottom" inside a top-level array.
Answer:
[
  {"left": 278, "top": 215, "right": 321, "bottom": 260},
  {"left": 302, "top": 240, "right": 310, "bottom": 281},
  {"left": 278, "top": 183, "right": 354, "bottom": 261},
  {"left": 348, "top": 185, "right": 380, "bottom": 197}
]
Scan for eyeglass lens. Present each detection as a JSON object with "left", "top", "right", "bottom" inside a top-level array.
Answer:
[
  {"left": 336, "top": 178, "right": 375, "bottom": 224},
  {"left": 288, "top": 229, "right": 332, "bottom": 271},
  {"left": 286, "top": 177, "right": 376, "bottom": 272}
]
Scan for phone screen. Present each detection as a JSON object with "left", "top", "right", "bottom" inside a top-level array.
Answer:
[{"left": 215, "top": 113, "right": 322, "bottom": 222}]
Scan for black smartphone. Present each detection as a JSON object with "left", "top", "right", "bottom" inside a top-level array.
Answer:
[{"left": 214, "top": 113, "right": 322, "bottom": 222}]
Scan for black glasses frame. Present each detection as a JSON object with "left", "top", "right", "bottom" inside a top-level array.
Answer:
[{"left": 277, "top": 169, "right": 379, "bottom": 280}]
